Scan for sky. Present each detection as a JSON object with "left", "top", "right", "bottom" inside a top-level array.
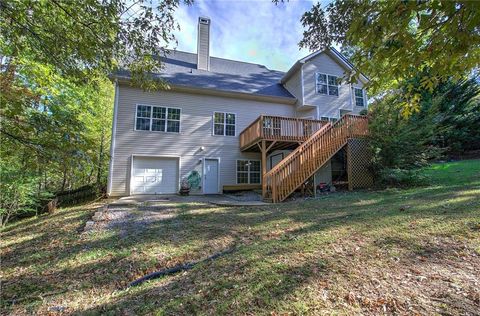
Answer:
[{"left": 171, "top": 0, "right": 324, "bottom": 71}]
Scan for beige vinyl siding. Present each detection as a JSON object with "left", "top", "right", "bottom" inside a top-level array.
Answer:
[
  {"left": 302, "top": 52, "right": 364, "bottom": 118},
  {"left": 284, "top": 68, "right": 303, "bottom": 106},
  {"left": 109, "top": 85, "right": 295, "bottom": 196},
  {"left": 295, "top": 107, "right": 318, "bottom": 119},
  {"left": 351, "top": 83, "right": 367, "bottom": 114},
  {"left": 197, "top": 19, "right": 210, "bottom": 70}
]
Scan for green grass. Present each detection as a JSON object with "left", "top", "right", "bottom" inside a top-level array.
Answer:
[{"left": 1, "top": 160, "right": 479, "bottom": 315}]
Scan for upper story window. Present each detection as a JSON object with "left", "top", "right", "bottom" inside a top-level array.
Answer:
[
  {"left": 135, "top": 105, "right": 181, "bottom": 133},
  {"left": 213, "top": 112, "right": 236, "bottom": 136},
  {"left": 316, "top": 73, "right": 339, "bottom": 96},
  {"left": 354, "top": 88, "right": 365, "bottom": 107}
]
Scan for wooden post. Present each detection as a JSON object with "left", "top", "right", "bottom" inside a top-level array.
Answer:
[{"left": 261, "top": 140, "right": 267, "bottom": 198}]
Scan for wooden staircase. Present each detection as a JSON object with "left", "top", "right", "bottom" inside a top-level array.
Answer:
[{"left": 263, "top": 114, "right": 369, "bottom": 203}]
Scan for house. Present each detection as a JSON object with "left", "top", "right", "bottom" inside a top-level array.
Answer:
[{"left": 108, "top": 17, "right": 372, "bottom": 202}]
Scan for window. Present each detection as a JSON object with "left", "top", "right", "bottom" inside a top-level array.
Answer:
[
  {"left": 354, "top": 88, "right": 365, "bottom": 107},
  {"left": 321, "top": 116, "right": 338, "bottom": 123},
  {"left": 263, "top": 117, "right": 281, "bottom": 137},
  {"left": 135, "top": 105, "right": 180, "bottom": 133},
  {"left": 213, "top": 112, "right": 236, "bottom": 136},
  {"left": 316, "top": 73, "right": 339, "bottom": 96},
  {"left": 237, "top": 160, "right": 261, "bottom": 184}
]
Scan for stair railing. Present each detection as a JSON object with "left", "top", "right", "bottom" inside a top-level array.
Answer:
[{"left": 263, "top": 114, "right": 368, "bottom": 202}]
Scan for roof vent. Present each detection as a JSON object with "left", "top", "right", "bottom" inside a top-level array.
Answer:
[{"left": 197, "top": 17, "right": 210, "bottom": 71}]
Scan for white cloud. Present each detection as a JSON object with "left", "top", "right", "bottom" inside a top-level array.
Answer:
[{"left": 171, "top": 0, "right": 321, "bottom": 71}]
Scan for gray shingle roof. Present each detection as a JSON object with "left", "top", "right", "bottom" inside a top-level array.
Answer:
[{"left": 117, "top": 50, "right": 294, "bottom": 99}]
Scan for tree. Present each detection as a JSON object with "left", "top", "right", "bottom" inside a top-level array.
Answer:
[
  {"left": 368, "top": 75, "right": 479, "bottom": 185},
  {"left": 0, "top": 57, "right": 114, "bottom": 222},
  {"left": 0, "top": 158, "right": 40, "bottom": 227},
  {"left": 299, "top": 0, "right": 480, "bottom": 115},
  {"left": 0, "top": 0, "right": 191, "bottom": 88},
  {"left": 418, "top": 77, "right": 480, "bottom": 154}
]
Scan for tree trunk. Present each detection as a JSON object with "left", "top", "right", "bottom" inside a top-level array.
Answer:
[
  {"left": 61, "top": 163, "right": 68, "bottom": 192},
  {"left": 96, "top": 116, "right": 107, "bottom": 186}
]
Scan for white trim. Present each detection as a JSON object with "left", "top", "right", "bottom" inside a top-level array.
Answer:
[
  {"left": 315, "top": 72, "right": 340, "bottom": 97},
  {"left": 235, "top": 159, "right": 262, "bottom": 185},
  {"left": 328, "top": 48, "right": 370, "bottom": 84},
  {"left": 129, "top": 154, "right": 181, "bottom": 196},
  {"left": 134, "top": 104, "right": 182, "bottom": 133},
  {"left": 301, "top": 48, "right": 369, "bottom": 84},
  {"left": 202, "top": 157, "right": 221, "bottom": 194},
  {"left": 353, "top": 87, "right": 366, "bottom": 108},
  {"left": 281, "top": 48, "right": 369, "bottom": 85},
  {"left": 349, "top": 83, "right": 354, "bottom": 110},
  {"left": 300, "top": 64, "right": 305, "bottom": 106},
  {"left": 107, "top": 81, "right": 119, "bottom": 196},
  {"left": 212, "top": 111, "right": 237, "bottom": 137},
  {"left": 320, "top": 116, "right": 339, "bottom": 122},
  {"left": 364, "top": 89, "right": 368, "bottom": 109}
]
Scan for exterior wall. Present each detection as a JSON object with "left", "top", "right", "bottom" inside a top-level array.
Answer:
[
  {"left": 302, "top": 52, "right": 366, "bottom": 118},
  {"left": 109, "top": 85, "right": 295, "bottom": 196},
  {"left": 350, "top": 82, "right": 367, "bottom": 115},
  {"left": 284, "top": 69, "right": 303, "bottom": 106},
  {"left": 266, "top": 150, "right": 292, "bottom": 170},
  {"left": 295, "top": 107, "right": 317, "bottom": 119}
]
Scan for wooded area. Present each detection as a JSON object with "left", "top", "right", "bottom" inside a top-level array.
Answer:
[
  {"left": 0, "top": 0, "right": 188, "bottom": 226},
  {"left": 1, "top": 1, "right": 479, "bottom": 314},
  {"left": 0, "top": 59, "right": 113, "bottom": 225}
]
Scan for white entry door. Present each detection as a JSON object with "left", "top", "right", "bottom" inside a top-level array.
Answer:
[
  {"left": 204, "top": 159, "right": 219, "bottom": 194},
  {"left": 131, "top": 157, "right": 178, "bottom": 194}
]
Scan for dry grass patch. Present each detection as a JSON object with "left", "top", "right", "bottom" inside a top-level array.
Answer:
[{"left": 1, "top": 160, "right": 479, "bottom": 315}]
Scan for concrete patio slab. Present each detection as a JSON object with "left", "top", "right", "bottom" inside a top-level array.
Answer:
[{"left": 109, "top": 193, "right": 268, "bottom": 207}]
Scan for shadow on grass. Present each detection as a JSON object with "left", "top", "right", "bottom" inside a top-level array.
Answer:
[{"left": 1, "top": 164, "right": 479, "bottom": 314}]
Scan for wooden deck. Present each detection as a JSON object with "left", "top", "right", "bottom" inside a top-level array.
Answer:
[
  {"left": 263, "top": 114, "right": 369, "bottom": 202},
  {"left": 239, "top": 115, "right": 328, "bottom": 152},
  {"left": 238, "top": 114, "right": 369, "bottom": 203}
]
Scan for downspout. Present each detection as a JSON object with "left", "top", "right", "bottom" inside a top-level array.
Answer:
[
  {"left": 349, "top": 83, "right": 353, "bottom": 110},
  {"left": 107, "top": 80, "right": 119, "bottom": 196}
]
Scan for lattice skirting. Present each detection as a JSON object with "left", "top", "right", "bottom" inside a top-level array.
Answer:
[{"left": 347, "top": 138, "right": 374, "bottom": 190}]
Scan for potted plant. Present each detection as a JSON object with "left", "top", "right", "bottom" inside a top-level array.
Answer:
[{"left": 179, "top": 178, "right": 190, "bottom": 196}]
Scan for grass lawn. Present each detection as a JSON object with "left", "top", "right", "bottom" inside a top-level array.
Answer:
[{"left": 1, "top": 160, "right": 479, "bottom": 315}]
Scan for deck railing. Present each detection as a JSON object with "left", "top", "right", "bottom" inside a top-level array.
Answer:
[
  {"left": 239, "top": 115, "right": 328, "bottom": 150},
  {"left": 263, "top": 114, "right": 369, "bottom": 202}
]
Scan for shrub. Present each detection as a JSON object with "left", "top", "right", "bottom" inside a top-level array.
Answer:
[
  {"left": 378, "top": 168, "right": 430, "bottom": 187},
  {"left": 0, "top": 164, "right": 39, "bottom": 227}
]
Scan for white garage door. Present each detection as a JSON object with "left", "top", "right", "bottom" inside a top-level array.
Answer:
[{"left": 131, "top": 157, "right": 178, "bottom": 194}]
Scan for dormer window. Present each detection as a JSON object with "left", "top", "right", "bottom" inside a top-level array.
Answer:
[
  {"left": 354, "top": 88, "right": 365, "bottom": 107},
  {"left": 316, "top": 73, "right": 339, "bottom": 96}
]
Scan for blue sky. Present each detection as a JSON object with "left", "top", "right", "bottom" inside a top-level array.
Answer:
[{"left": 171, "top": 0, "right": 324, "bottom": 71}]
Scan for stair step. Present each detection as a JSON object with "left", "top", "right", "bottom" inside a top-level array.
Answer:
[
  {"left": 262, "top": 198, "right": 273, "bottom": 203},
  {"left": 262, "top": 115, "right": 368, "bottom": 202}
]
